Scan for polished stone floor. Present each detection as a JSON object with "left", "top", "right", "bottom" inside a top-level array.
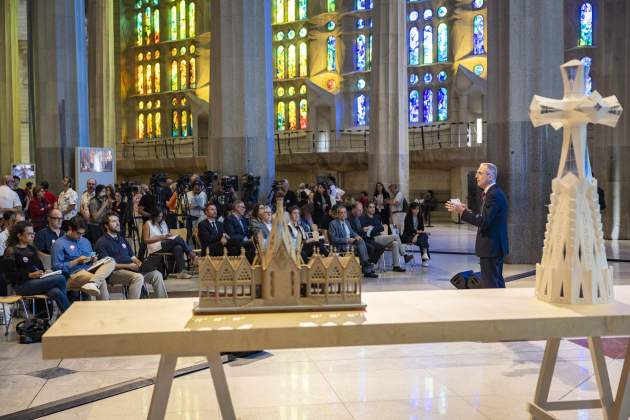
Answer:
[{"left": 1, "top": 222, "right": 630, "bottom": 419}]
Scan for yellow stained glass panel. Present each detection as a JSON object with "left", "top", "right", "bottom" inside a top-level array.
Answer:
[
  {"left": 138, "top": 114, "right": 145, "bottom": 139},
  {"left": 189, "top": 58, "right": 196, "bottom": 88},
  {"left": 155, "top": 112, "right": 162, "bottom": 137},
  {"left": 145, "top": 64, "right": 152, "bottom": 94},
  {"left": 181, "top": 110, "right": 189, "bottom": 136},
  {"left": 147, "top": 113, "right": 154, "bottom": 137},
  {"left": 188, "top": 3, "right": 196, "bottom": 38},
  {"left": 179, "top": 59, "right": 187, "bottom": 89},
  {"left": 179, "top": 0, "right": 186, "bottom": 39},
  {"left": 287, "top": 44, "right": 296, "bottom": 78},
  {"left": 154, "top": 63, "right": 161, "bottom": 92},
  {"left": 298, "top": 42, "right": 307, "bottom": 77},
  {"left": 288, "top": 101, "right": 297, "bottom": 130},
  {"left": 170, "top": 6, "right": 177, "bottom": 40},
  {"left": 171, "top": 60, "right": 178, "bottom": 90},
  {"left": 137, "top": 66, "right": 145, "bottom": 94}
]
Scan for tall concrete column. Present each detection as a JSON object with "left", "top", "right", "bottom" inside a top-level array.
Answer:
[
  {"left": 87, "top": 0, "right": 116, "bottom": 149},
  {"left": 486, "top": 0, "right": 564, "bottom": 263},
  {"left": 31, "top": 0, "right": 90, "bottom": 188},
  {"left": 368, "top": 0, "right": 409, "bottom": 197},
  {"left": 0, "top": 0, "right": 21, "bottom": 175},
  {"left": 208, "top": 0, "right": 275, "bottom": 196}
]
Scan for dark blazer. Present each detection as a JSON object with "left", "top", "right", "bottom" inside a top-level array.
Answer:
[
  {"left": 460, "top": 184, "right": 509, "bottom": 258},
  {"left": 401, "top": 213, "right": 424, "bottom": 244},
  {"left": 348, "top": 216, "right": 366, "bottom": 239},
  {"left": 198, "top": 219, "right": 226, "bottom": 256},
  {"left": 224, "top": 214, "right": 249, "bottom": 242},
  {"left": 360, "top": 214, "right": 385, "bottom": 239}
]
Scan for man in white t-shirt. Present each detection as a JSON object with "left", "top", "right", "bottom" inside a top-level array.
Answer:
[
  {"left": 57, "top": 176, "right": 79, "bottom": 223},
  {"left": 0, "top": 175, "right": 22, "bottom": 218}
]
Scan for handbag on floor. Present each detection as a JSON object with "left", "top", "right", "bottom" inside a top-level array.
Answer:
[{"left": 16, "top": 318, "right": 50, "bottom": 344}]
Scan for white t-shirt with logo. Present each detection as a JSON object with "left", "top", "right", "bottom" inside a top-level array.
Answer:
[
  {"left": 58, "top": 188, "right": 79, "bottom": 220},
  {"left": 0, "top": 185, "right": 21, "bottom": 217}
]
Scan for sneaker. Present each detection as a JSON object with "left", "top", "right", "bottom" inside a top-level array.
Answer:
[
  {"left": 80, "top": 282, "right": 101, "bottom": 297},
  {"left": 421, "top": 259, "right": 430, "bottom": 267},
  {"left": 393, "top": 266, "right": 406, "bottom": 273},
  {"left": 176, "top": 272, "right": 193, "bottom": 279},
  {"left": 403, "top": 254, "right": 414, "bottom": 264},
  {"left": 422, "top": 252, "right": 429, "bottom": 260}
]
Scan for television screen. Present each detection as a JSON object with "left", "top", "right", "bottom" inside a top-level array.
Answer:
[
  {"left": 11, "top": 163, "right": 36, "bottom": 179},
  {"left": 79, "top": 148, "right": 113, "bottom": 173}
]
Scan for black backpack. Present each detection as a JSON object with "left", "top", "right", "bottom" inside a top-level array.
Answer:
[{"left": 16, "top": 318, "right": 50, "bottom": 344}]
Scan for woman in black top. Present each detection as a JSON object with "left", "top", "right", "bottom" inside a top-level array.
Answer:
[
  {"left": 312, "top": 183, "right": 332, "bottom": 227},
  {"left": 373, "top": 182, "right": 391, "bottom": 227},
  {"left": 2, "top": 222, "right": 70, "bottom": 313},
  {"left": 401, "top": 203, "right": 430, "bottom": 267}
]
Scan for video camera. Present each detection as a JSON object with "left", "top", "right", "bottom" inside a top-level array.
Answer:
[
  {"left": 149, "top": 173, "right": 168, "bottom": 189},
  {"left": 118, "top": 181, "right": 139, "bottom": 197},
  {"left": 220, "top": 175, "right": 239, "bottom": 192},
  {"left": 176, "top": 173, "right": 192, "bottom": 192}
]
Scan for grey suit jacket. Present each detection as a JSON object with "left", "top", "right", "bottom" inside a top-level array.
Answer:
[
  {"left": 328, "top": 219, "right": 358, "bottom": 251},
  {"left": 249, "top": 218, "right": 271, "bottom": 241}
]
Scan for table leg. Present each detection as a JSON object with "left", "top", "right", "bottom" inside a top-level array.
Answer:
[
  {"left": 529, "top": 338, "right": 560, "bottom": 420},
  {"left": 588, "top": 337, "right": 613, "bottom": 419},
  {"left": 148, "top": 355, "right": 177, "bottom": 420},
  {"left": 613, "top": 339, "right": 630, "bottom": 419},
  {"left": 207, "top": 352, "right": 236, "bottom": 420}
]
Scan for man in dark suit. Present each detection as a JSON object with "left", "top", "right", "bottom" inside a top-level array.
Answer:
[
  {"left": 446, "top": 163, "right": 509, "bottom": 288},
  {"left": 198, "top": 203, "right": 229, "bottom": 256},
  {"left": 223, "top": 200, "right": 256, "bottom": 263},
  {"left": 348, "top": 202, "right": 386, "bottom": 267},
  {"left": 328, "top": 205, "right": 378, "bottom": 278}
]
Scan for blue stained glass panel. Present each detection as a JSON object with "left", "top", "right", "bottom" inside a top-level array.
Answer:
[
  {"left": 357, "top": 18, "right": 365, "bottom": 29},
  {"left": 356, "top": 34, "right": 366, "bottom": 71},
  {"left": 356, "top": 0, "right": 367, "bottom": 10},
  {"left": 437, "top": 23, "right": 448, "bottom": 62},
  {"left": 423, "top": 25, "right": 433, "bottom": 63},
  {"left": 473, "top": 15, "right": 485, "bottom": 55},
  {"left": 472, "top": 0, "right": 484, "bottom": 9},
  {"left": 423, "top": 89, "right": 433, "bottom": 123},
  {"left": 423, "top": 9, "right": 433, "bottom": 20},
  {"left": 581, "top": 56, "right": 592, "bottom": 94},
  {"left": 298, "top": 0, "right": 307, "bottom": 19},
  {"left": 409, "top": 27, "right": 420, "bottom": 65},
  {"left": 409, "top": 73, "right": 419, "bottom": 85},
  {"left": 409, "top": 11, "right": 418, "bottom": 21},
  {"left": 423, "top": 72, "right": 432, "bottom": 84},
  {"left": 356, "top": 94, "right": 368, "bottom": 126},
  {"left": 437, "top": 6, "right": 447, "bottom": 17},
  {"left": 437, "top": 71, "right": 448, "bottom": 82},
  {"left": 473, "top": 64, "right": 484, "bottom": 76},
  {"left": 327, "top": 36, "right": 336, "bottom": 71},
  {"left": 579, "top": 2, "right": 593, "bottom": 46},
  {"left": 437, "top": 88, "right": 448, "bottom": 121},
  {"left": 357, "top": 78, "right": 366, "bottom": 90},
  {"left": 409, "top": 90, "right": 420, "bottom": 123}
]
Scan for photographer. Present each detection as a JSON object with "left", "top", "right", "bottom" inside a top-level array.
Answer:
[
  {"left": 186, "top": 181, "right": 207, "bottom": 242},
  {"left": 241, "top": 174, "right": 260, "bottom": 208}
]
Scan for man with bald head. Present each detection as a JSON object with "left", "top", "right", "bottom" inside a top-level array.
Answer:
[
  {"left": 0, "top": 175, "right": 22, "bottom": 217},
  {"left": 35, "top": 208, "right": 64, "bottom": 255}
]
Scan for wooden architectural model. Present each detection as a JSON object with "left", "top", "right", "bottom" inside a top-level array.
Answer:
[
  {"left": 529, "top": 59, "right": 623, "bottom": 304},
  {"left": 194, "top": 201, "right": 365, "bottom": 314}
]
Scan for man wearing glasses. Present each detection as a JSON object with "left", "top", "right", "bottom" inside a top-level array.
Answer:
[
  {"left": 446, "top": 163, "right": 509, "bottom": 288},
  {"left": 51, "top": 215, "right": 114, "bottom": 299},
  {"left": 35, "top": 209, "right": 64, "bottom": 255},
  {"left": 224, "top": 200, "right": 256, "bottom": 263}
]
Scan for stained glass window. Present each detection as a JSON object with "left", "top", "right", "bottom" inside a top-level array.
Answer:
[
  {"left": 136, "top": 13, "right": 143, "bottom": 46},
  {"left": 472, "top": 0, "right": 484, "bottom": 9},
  {"left": 437, "top": 88, "right": 448, "bottom": 121},
  {"left": 276, "top": 0, "right": 284, "bottom": 23},
  {"left": 138, "top": 66, "right": 145, "bottom": 94},
  {"left": 409, "top": 11, "right": 418, "bottom": 22},
  {"left": 287, "top": 30, "right": 296, "bottom": 40},
  {"left": 409, "top": 90, "right": 420, "bottom": 123},
  {"left": 327, "top": 0, "right": 335, "bottom": 12},
  {"left": 423, "top": 9, "right": 433, "bottom": 20},
  {"left": 367, "top": 34, "right": 372, "bottom": 70},
  {"left": 437, "top": 70, "right": 447, "bottom": 82},
  {"left": 145, "top": 64, "right": 152, "bottom": 94},
  {"left": 179, "top": 60, "right": 187, "bottom": 89},
  {"left": 288, "top": 0, "right": 296, "bottom": 22},
  {"left": 138, "top": 114, "right": 145, "bottom": 139},
  {"left": 327, "top": 21, "right": 335, "bottom": 31},
  {"left": 276, "top": 46, "right": 285, "bottom": 79},
  {"left": 409, "top": 73, "right": 419, "bottom": 85},
  {"left": 357, "top": 78, "right": 366, "bottom": 89},
  {"left": 188, "top": 3, "right": 195, "bottom": 38},
  {"left": 299, "top": 42, "right": 308, "bottom": 77},
  {"left": 299, "top": 84, "right": 307, "bottom": 94},
  {"left": 188, "top": 112, "right": 193, "bottom": 136},
  {"left": 357, "top": 0, "right": 368, "bottom": 10},
  {"left": 437, "top": 6, "right": 447, "bottom": 17},
  {"left": 288, "top": 86, "right": 296, "bottom": 96},
  {"left": 288, "top": 101, "right": 297, "bottom": 130},
  {"left": 153, "top": 9, "right": 160, "bottom": 43},
  {"left": 423, "top": 25, "right": 433, "bottom": 64},
  {"left": 579, "top": 2, "right": 593, "bottom": 46},
  {"left": 171, "top": 61, "right": 178, "bottom": 90},
  {"left": 170, "top": 6, "right": 177, "bottom": 40},
  {"left": 437, "top": 23, "right": 448, "bottom": 62},
  {"left": 356, "top": 94, "right": 367, "bottom": 126},
  {"left": 357, "top": 18, "right": 365, "bottom": 29},
  {"left": 423, "top": 89, "right": 433, "bottom": 123},
  {"left": 179, "top": 0, "right": 186, "bottom": 39},
  {"left": 299, "top": 99, "right": 308, "bottom": 129},
  {"left": 409, "top": 27, "right": 420, "bottom": 65},
  {"left": 147, "top": 113, "right": 154, "bottom": 137},
  {"left": 189, "top": 57, "right": 196, "bottom": 88},
  {"left": 581, "top": 56, "right": 592, "bottom": 94},
  {"left": 288, "top": 44, "right": 297, "bottom": 78},
  {"left": 298, "top": 0, "right": 307, "bottom": 20},
  {"left": 473, "top": 64, "right": 484, "bottom": 76},
  {"left": 327, "top": 36, "right": 336, "bottom": 71},
  {"left": 155, "top": 112, "right": 162, "bottom": 137},
  {"left": 356, "top": 34, "right": 366, "bottom": 71},
  {"left": 299, "top": 27, "right": 307, "bottom": 37},
  {"left": 277, "top": 102, "right": 286, "bottom": 130},
  {"left": 154, "top": 63, "right": 161, "bottom": 92},
  {"left": 144, "top": 7, "right": 151, "bottom": 45},
  {"left": 172, "top": 110, "right": 180, "bottom": 136},
  {"left": 473, "top": 15, "right": 485, "bottom": 55},
  {"left": 181, "top": 110, "right": 189, "bottom": 136}
]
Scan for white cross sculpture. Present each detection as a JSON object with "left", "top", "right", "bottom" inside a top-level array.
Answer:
[{"left": 530, "top": 59, "right": 623, "bottom": 304}]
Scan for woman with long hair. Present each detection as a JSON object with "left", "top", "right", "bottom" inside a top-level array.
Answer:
[
  {"left": 373, "top": 182, "right": 391, "bottom": 227},
  {"left": 2, "top": 221, "right": 70, "bottom": 313},
  {"left": 28, "top": 186, "right": 52, "bottom": 231},
  {"left": 401, "top": 202, "right": 430, "bottom": 267},
  {"left": 312, "top": 182, "right": 332, "bottom": 227}
]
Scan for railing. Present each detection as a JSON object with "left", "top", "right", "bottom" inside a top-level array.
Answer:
[{"left": 117, "top": 137, "right": 205, "bottom": 160}]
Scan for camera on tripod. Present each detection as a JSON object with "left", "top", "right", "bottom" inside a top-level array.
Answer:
[
  {"left": 118, "top": 181, "right": 139, "bottom": 198},
  {"left": 242, "top": 174, "right": 260, "bottom": 192},
  {"left": 220, "top": 175, "right": 239, "bottom": 192},
  {"left": 149, "top": 173, "right": 168, "bottom": 190},
  {"left": 200, "top": 171, "right": 218, "bottom": 191},
  {"left": 176, "top": 173, "right": 192, "bottom": 192}
]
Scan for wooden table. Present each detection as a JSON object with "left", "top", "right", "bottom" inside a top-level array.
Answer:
[{"left": 43, "top": 287, "right": 630, "bottom": 420}]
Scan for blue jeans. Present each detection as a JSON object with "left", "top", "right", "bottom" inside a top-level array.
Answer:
[{"left": 13, "top": 274, "right": 71, "bottom": 313}]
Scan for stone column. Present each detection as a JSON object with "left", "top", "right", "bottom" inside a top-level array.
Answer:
[
  {"left": 31, "top": 0, "right": 90, "bottom": 189},
  {"left": 368, "top": 0, "right": 409, "bottom": 198},
  {"left": 87, "top": 0, "right": 116, "bottom": 149},
  {"left": 486, "top": 0, "right": 564, "bottom": 263},
  {"left": 208, "top": 0, "right": 275, "bottom": 196},
  {"left": 0, "top": 0, "right": 21, "bottom": 175}
]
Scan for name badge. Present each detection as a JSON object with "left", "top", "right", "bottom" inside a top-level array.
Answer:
[
  {"left": 22, "top": 257, "right": 29, "bottom": 263},
  {"left": 122, "top": 244, "right": 127, "bottom": 249},
  {"left": 51, "top": 239, "right": 55, "bottom": 244},
  {"left": 70, "top": 245, "right": 75, "bottom": 250}
]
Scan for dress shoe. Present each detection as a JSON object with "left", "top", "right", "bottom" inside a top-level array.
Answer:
[
  {"left": 403, "top": 254, "right": 414, "bottom": 263},
  {"left": 393, "top": 266, "right": 406, "bottom": 272},
  {"left": 363, "top": 272, "right": 379, "bottom": 278}
]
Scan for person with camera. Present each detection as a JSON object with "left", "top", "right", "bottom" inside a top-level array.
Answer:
[
  {"left": 198, "top": 203, "right": 229, "bottom": 256},
  {"left": 224, "top": 200, "right": 256, "bottom": 263},
  {"left": 2, "top": 221, "right": 70, "bottom": 313},
  {"left": 186, "top": 181, "right": 207, "bottom": 242},
  {"left": 287, "top": 205, "right": 328, "bottom": 262}
]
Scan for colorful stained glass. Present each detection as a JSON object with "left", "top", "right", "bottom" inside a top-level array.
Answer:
[
  {"left": 424, "top": 72, "right": 432, "bottom": 84},
  {"left": 579, "top": 2, "right": 593, "bottom": 46},
  {"left": 423, "top": 25, "right": 433, "bottom": 64},
  {"left": 423, "top": 89, "right": 433, "bottom": 123},
  {"left": 357, "top": 78, "right": 366, "bottom": 89},
  {"left": 288, "top": 101, "right": 297, "bottom": 130},
  {"left": 179, "top": 60, "right": 187, "bottom": 89},
  {"left": 437, "top": 88, "right": 448, "bottom": 121},
  {"left": 357, "top": 18, "right": 365, "bottom": 29},
  {"left": 276, "top": 0, "right": 284, "bottom": 23},
  {"left": 181, "top": 110, "right": 189, "bottom": 136},
  {"left": 145, "top": 64, "right": 152, "bottom": 94},
  {"left": 423, "top": 9, "right": 433, "bottom": 20},
  {"left": 287, "top": 0, "right": 295, "bottom": 22},
  {"left": 276, "top": 31, "right": 284, "bottom": 41},
  {"left": 147, "top": 101, "right": 153, "bottom": 110},
  {"left": 299, "top": 27, "right": 307, "bottom": 37},
  {"left": 298, "top": 0, "right": 307, "bottom": 20},
  {"left": 437, "top": 23, "right": 448, "bottom": 62},
  {"left": 437, "top": 70, "right": 448, "bottom": 82},
  {"left": 153, "top": 9, "right": 160, "bottom": 43},
  {"left": 327, "top": 79, "right": 335, "bottom": 90},
  {"left": 367, "top": 34, "right": 372, "bottom": 70},
  {"left": 473, "top": 64, "right": 484, "bottom": 76},
  {"left": 154, "top": 63, "right": 161, "bottom": 92},
  {"left": 409, "top": 90, "right": 420, "bottom": 123},
  {"left": 299, "top": 84, "right": 307, "bottom": 94},
  {"left": 472, "top": 0, "right": 484, "bottom": 9},
  {"left": 138, "top": 114, "right": 145, "bottom": 139},
  {"left": 139, "top": 101, "right": 144, "bottom": 110},
  {"left": 473, "top": 15, "right": 485, "bottom": 55},
  {"left": 180, "top": 46, "right": 186, "bottom": 55},
  {"left": 146, "top": 51, "right": 152, "bottom": 60},
  {"left": 277, "top": 102, "right": 286, "bottom": 130},
  {"left": 171, "top": 61, "right": 178, "bottom": 90},
  {"left": 437, "top": 6, "right": 447, "bottom": 17},
  {"left": 136, "top": 13, "right": 143, "bottom": 45},
  {"left": 189, "top": 57, "right": 196, "bottom": 88},
  {"left": 137, "top": 66, "right": 145, "bottom": 94},
  {"left": 277, "top": 87, "right": 285, "bottom": 97},
  {"left": 409, "top": 11, "right": 418, "bottom": 21},
  {"left": 327, "top": 21, "right": 335, "bottom": 31},
  {"left": 287, "top": 29, "right": 296, "bottom": 40},
  {"left": 299, "top": 42, "right": 308, "bottom": 77},
  {"left": 179, "top": 0, "right": 186, "bottom": 39},
  {"left": 288, "top": 44, "right": 297, "bottom": 78},
  {"left": 327, "top": 0, "right": 335, "bottom": 12},
  {"left": 581, "top": 56, "right": 592, "bottom": 94},
  {"left": 276, "top": 46, "right": 285, "bottom": 79},
  {"left": 409, "top": 27, "right": 419, "bottom": 65},
  {"left": 287, "top": 86, "right": 295, "bottom": 96},
  {"left": 155, "top": 112, "right": 162, "bottom": 137},
  {"left": 181, "top": 97, "right": 187, "bottom": 106},
  {"left": 299, "top": 99, "right": 307, "bottom": 129},
  {"left": 172, "top": 111, "right": 180, "bottom": 136},
  {"left": 188, "top": 2, "right": 196, "bottom": 38},
  {"left": 147, "top": 113, "right": 154, "bottom": 137},
  {"left": 327, "top": 36, "right": 336, "bottom": 71},
  {"left": 188, "top": 112, "right": 193, "bottom": 136},
  {"left": 144, "top": 7, "right": 151, "bottom": 45},
  {"left": 356, "top": 0, "right": 368, "bottom": 10},
  {"left": 155, "top": 99, "right": 161, "bottom": 108},
  {"left": 355, "top": 94, "right": 367, "bottom": 126},
  {"left": 155, "top": 50, "right": 160, "bottom": 59},
  {"left": 170, "top": 6, "right": 177, "bottom": 40},
  {"left": 171, "top": 47, "right": 177, "bottom": 57},
  {"left": 409, "top": 73, "right": 419, "bottom": 85},
  {"left": 356, "top": 34, "right": 366, "bottom": 71}
]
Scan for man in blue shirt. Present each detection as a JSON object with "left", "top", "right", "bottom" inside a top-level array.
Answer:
[
  {"left": 51, "top": 216, "right": 115, "bottom": 299},
  {"left": 96, "top": 213, "right": 167, "bottom": 298},
  {"left": 34, "top": 208, "right": 63, "bottom": 255}
]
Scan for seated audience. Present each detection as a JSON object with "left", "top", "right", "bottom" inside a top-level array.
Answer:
[
  {"left": 142, "top": 208, "right": 195, "bottom": 279},
  {"left": 401, "top": 202, "right": 431, "bottom": 267},
  {"left": 34, "top": 209, "right": 63, "bottom": 255},
  {"left": 348, "top": 203, "right": 386, "bottom": 269},
  {"left": 224, "top": 200, "right": 256, "bottom": 263},
  {"left": 249, "top": 204, "right": 272, "bottom": 246},
  {"left": 198, "top": 203, "right": 229, "bottom": 257},
  {"left": 0, "top": 212, "right": 25, "bottom": 257},
  {"left": 51, "top": 216, "right": 115, "bottom": 299},
  {"left": 361, "top": 202, "right": 413, "bottom": 271},
  {"left": 287, "top": 205, "right": 328, "bottom": 262},
  {"left": 28, "top": 186, "right": 53, "bottom": 231},
  {"left": 328, "top": 205, "right": 378, "bottom": 278},
  {"left": 96, "top": 213, "right": 167, "bottom": 298},
  {"left": 2, "top": 221, "right": 70, "bottom": 313}
]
